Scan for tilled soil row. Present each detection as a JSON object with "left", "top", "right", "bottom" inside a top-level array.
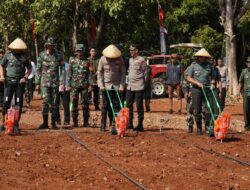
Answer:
[{"left": 74, "top": 129, "right": 250, "bottom": 190}]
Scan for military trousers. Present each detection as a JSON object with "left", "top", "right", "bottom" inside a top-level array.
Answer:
[
  {"left": 41, "top": 87, "right": 59, "bottom": 120},
  {"left": 220, "top": 87, "right": 227, "bottom": 111},
  {"left": 243, "top": 91, "right": 250, "bottom": 129},
  {"left": 3, "top": 79, "right": 25, "bottom": 123},
  {"left": 56, "top": 91, "right": 70, "bottom": 123},
  {"left": 191, "top": 87, "right": 213, "bottom": 129},
  {"left": 25, "top": 77, "right": 34, "bottom": 105},
  {"left": 126, "top": 90, "right": 144, "bottom": 127},
  {"left": 71, "top": 87, "right": 89, "bottom": 123},
  {"left": 0, "top": 82, "right": 4, "bottom": 107},
  {"left": 101, "top": 89, "right": 120, "bottom": 127}
]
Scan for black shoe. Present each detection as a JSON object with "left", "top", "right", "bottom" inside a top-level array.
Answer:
[
  {"left": 197, "top": 128, "right": 202, "bottom": 136},
  {"left": 134, "top": 126, "right": 144, "bottom": 132},
  {"left": 73, "top": 123, "right": 78, "bottom": 128},
  {"left": 244, "top": 126, "right": 250, "bottom": 131},
  {"left": 100, "top": 124, "right": 106, "bottom": 132},
  {"left": 83, "top": 123, "right": 89, "bottom": 128},
  {"left": 64, "top": 122, "right": 70, "bottom": 126},
  {"left": 146, "top": 107, "right": 150, "bottom": 112},
  {"left": 188, "top": 125, "right": 193, "bottom": 133},
  {"left": 127, "top": 125, "right": 134, "bottom": 130},
  {"left": 0, "top": 124, "right": 5, "bottom": 132},
  {"left": 169, "top": 109, "right": 173, "bottom": 114},
  {"left": 38, "top": 123, "right": 49, "bottom": 129},
  {"left": 111, "top": 125, "right": 117, "bottom": 135},
  {"left": 13, "top": 125, "right": 20, "bottom": 135}
]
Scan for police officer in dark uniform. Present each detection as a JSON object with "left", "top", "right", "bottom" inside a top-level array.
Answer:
[
  {"left": 0, "top": 38, "right": 31, "bottom": 134},
  {"left": 126, "top": 44, "right": 147, "bottom": 131},
  {"left": 238, "top": 57, "right": 250, "bottom": 131},
  {"left": 187, "top": 48, "right": 215, "bottom": 136}
]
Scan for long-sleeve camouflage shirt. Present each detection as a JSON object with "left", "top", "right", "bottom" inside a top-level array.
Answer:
[
  {"left": 35, "top": 50, "right": 63, "bottom": 88},
  {"left": 67, "top": 56, "right": 92, "bottom": 88}
]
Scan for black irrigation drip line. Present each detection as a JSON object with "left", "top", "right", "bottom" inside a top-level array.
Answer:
[
  {"left": 65, "top": 132, "right": 148, "bottom": 190},
  {"left": 164, "top": 134, "right": 250, "bottom": 167}
]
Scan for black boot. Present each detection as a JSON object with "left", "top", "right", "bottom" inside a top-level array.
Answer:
[
  {"left": 39, "top": 115, "right": 49, "bottom": 129},
  {"left": 187, "top": 116, "right": 193, "bottom": 133},
  {"left": 13, "top": 122, "right": 20, "bottom": 135},
  {"left": 134, "top": 119, "right": 144, "bottom": 132},
  {"left": 51, "top": 117, "right": 58, "bottom": 129},
  {"left": 128, "top": 119, "right": 134, "bottom": 129},
  {"left": 146, "top": 100, "right": 150, "bottom": 112},
  {"left": 83, "top": 117, "right": 89, "bottom": 128},
  {"left": 73, "top": 119, "right": 78, "bottom": 128}
]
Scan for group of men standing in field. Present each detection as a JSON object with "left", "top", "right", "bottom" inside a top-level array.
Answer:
[{"left": 0, "top": 37, "right": 249, "bottom": 136}]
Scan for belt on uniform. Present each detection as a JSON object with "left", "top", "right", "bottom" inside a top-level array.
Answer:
[{"left": 6, "top": 77, "right": 21, "bottom": 82}]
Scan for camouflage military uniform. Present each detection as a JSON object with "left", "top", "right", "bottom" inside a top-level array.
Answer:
[
  {"left": 68, "top": 56, "right": 92, "bottom": 127},
  {"left": 0, "top": 39, "right": 31, "bottom": 133},
  {"left": 182, "top": 66, "right": 194, "bottom": 133},
  {"left": 238, "top": 57, "right": 250, "bottom": 131},
  {"left": 35, "top": 47, "right": 63, "bottom": 129},
  {"left": 68, "top": 44, "right": 91, "bottom": 127}
]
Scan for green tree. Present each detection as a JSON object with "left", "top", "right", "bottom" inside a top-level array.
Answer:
[{"left": 191, "top": 25, "right": 223, "bottom": 59}]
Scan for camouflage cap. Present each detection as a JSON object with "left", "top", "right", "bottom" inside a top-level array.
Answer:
[
  {"left": 246, "top": 56, "right": 250, "bottom": 62},
  {"left": 75, "top": 44, "right": 85, "bottom": 52},
  {"left": 45, "top": 37, "right": 56, "bottom": 46}
]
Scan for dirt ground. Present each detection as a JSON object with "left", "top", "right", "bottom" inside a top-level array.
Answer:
[{"left": 0, "top": 95, "right": 249, "bottom": 190}]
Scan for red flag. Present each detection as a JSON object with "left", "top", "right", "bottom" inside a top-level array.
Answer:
[
  {"left": 158, "top": 4, "right": 165, "bottom": 27},
  {"left": 90, "top": 16, "right": 96, "bottom": 42},
  {"left": 31, "top": 18, "right": 36, "bottom": 39}
]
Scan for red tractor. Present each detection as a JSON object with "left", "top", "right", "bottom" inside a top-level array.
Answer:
[
  {"left": 146, "top": 55, "right": 171, "bottom": 97},
  {"left": 147, "top": 43, "right": 202, "bottom": 97}
]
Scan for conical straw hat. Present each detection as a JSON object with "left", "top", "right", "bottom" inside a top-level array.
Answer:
[
  {"left": 194, "top": 48, "right": 211, "bottom": 58},
  {"left": 102, "top": 44, "right": 121, "bottom": 58},
  {"left": 8, "top": 38, "right": 27, "bottom": 50}
]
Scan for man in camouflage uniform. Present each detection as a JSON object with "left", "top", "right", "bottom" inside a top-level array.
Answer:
[
  {"left": 97, "top": 44, "right": 126, "bottom": 132},
  {"left": 0, "top": 48, "right": 5, "bottom": 108},
  {"left": 238, "top": 57, "right": 250, "bottom": 131},
  {"left": 67, "top": 44, "right": 92, "bottom": 128},
  {"left": 182, "top": 64, "right": 194, "bottom": 133},
  {"left": 35, "top": 37, "right": 63, "bottom": 129},
  {"left": 187, "top": 48, "right": 215, "bottom": 136},
  {"left": 0, "top": 38, "right": 31, "bottom": 134}
]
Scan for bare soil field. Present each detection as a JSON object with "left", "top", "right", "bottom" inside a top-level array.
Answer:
[{"left": 0, "top": 96, "right": 249, "bottom": 190}]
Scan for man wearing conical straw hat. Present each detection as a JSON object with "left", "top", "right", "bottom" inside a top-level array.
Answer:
[
  {"left": 0, "top": 38, "right": 32, "bottom": 134},
  {"left": 97, "top": 44, "right": 126, "bottom": 133},
  {"left": 186, "top": 48, "right": 216, "bottom": 136}
]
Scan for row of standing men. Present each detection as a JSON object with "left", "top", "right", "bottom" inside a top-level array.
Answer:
[
  {"left": 0, "top": 37, "right": 249, "bottom": 135},
  {"left": 0, "top": 38, "right": 151, "bottom": 134}
]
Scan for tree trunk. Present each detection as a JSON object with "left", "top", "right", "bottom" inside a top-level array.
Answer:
[
  {"left": 224, "top": 0, "right": 238, "bottom": 96},
  {"left": 72, "top": 0, "right": 79, "bottom": 51},
  {"left": 3, "top": 27, "right": 9, "bottom": 51}
]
